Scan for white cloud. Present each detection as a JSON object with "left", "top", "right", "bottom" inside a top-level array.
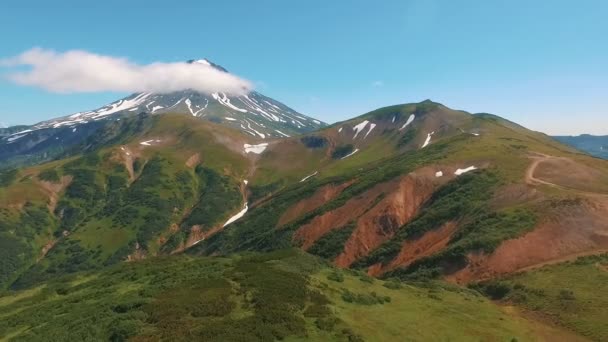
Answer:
[
  {"left": 371, "top": 80, "right": 384, "bottom": 87},
  {"left": 0, "top": 48, "right": 253, "bottom": 95}
]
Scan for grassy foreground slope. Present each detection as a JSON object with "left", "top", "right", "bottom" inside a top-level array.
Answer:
[
  {"left": 473, "top": 254, "right": 608, "bottom": 341},
  {"left": 0, "top": 249, "right": 567, "bottom": 342}
]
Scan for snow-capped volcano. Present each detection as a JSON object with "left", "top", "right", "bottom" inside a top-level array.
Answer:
[
  {"left": 0, "top": 59, "right": 326, "bottom": 167},
  {"left": 23, "top": 59, "right": 323, "bottom": 139}
]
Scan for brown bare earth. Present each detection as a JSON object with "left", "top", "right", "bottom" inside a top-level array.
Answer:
[
  {"left": 335, "top": 168, "right": 445, "bottom": 267},
  {"left": 38, "top": 175, "right": 73, "bottom": 212},
  {"left": 292, "top": 180, "right": 392, "bottom": 250},
  {"left": 180, "top": 224, "right": 226, "bottom": 252},
  {"left": 448, "top": 199, "right": 608, "bottom": 283},
  {"left": 526, "top": 153, "right": 608, "bottom": 195},
  {"left": 38, "top": 239, "right": 58, "bottom": 262},
  {"left": 185, "top": 153, "right": 201, "bottom": 168},
  {"left": 490, "top": 183, "right": 542, "bottom": 209},
  {"left": 277, "top": 180, "right": 355, "bottom": 227},
  {"left": 368, "top": 221, "right": 458, "bottom": 276},
  {"left": 499, "top": 305, "right": 591, "bottom": 342},
  {"left": 442, "top": 154, "right": 608, "bottom": 283},
  {"left": 448, "top": 197, "right": 608, "bottom": 283},
  {"left": 292, "top": 166, "right": 459, "bottom": 267},
  {"left": 111, "top": 145, "right": 141, "bottom": 182}
]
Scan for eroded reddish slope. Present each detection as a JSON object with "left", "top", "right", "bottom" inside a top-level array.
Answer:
[
  {"left": 334, "top": 168, "right": 443, "bottom": 267},
  {"left": 278, "top": 180, "right": 355, "bottom": 227},
  {"left": 447, "top": 197, "right": 608, "bottom": 283},
  {"left": 292, "top": 166, "right": 457, "bottom": 267},
  {"left": 292, "top": 181, "right": 392, "bottom": 250},
  {"left": 368, "top": 221, "right": 458, "bottom": 276}
]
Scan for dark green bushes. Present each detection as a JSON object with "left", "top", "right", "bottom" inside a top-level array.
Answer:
[
  {"left": 332, "top": 144, "right": 354, "bottom": 159},
  {"left": 181, "top": 166, "right": 241, "bottom": 231},
  {"left": 301, "top": 135, "right": 328, "bottom": 149},
  {"left": 38, "top": 168, "right": 61, "bottom": 182},
  {"left": 341, "top": 289, "right": 391, "bottom": 305},
  {"left": 0, "top": 169, "right": 18, "bottom": 186},
  {"left": 307, "top": 222, "right": 356, "bottom": 260}
]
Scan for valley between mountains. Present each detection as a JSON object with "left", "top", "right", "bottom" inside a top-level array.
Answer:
[{"left": 1, "top": 97, "right": 607, "bottom": 341}]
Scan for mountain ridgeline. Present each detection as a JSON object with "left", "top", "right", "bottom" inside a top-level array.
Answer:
[{"left": 1, "top": 98, "right": 608, "bottom": 341}]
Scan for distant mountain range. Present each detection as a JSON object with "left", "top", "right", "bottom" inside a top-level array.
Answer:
[{"left": 553, "top": 134, "right": 608, "bottom": 159}]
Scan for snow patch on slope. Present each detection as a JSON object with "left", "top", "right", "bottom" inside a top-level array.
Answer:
[
  {"left": 223, "top": 204, "right": 248, "bottom": 227},
  {"left": 212, "top": 92, "right": 247, "bottom": 112},
  {"left": 140, "top": 139, "right": 161, "bottom": 146},
  {"left": 275, "top": 130, "right": 290, "bottom": 137},
  {"left": 454, "top": 166, "right": 477, "bottom": 175},
  {"left": 341, "top": 148, "right": 360, "bottom": 159},
  {"left": 244, "top": 143, "right": 268, "bottom": 154},
  {"left": 92, "top": 92, "right": 152, "bottom": 118},
  {"left": 421, "top": 132, "right": 434, "bottom": 148},
  {"left": 300, "top": 171, "right": 318, "bottom": 182},
  {"left": 399, "top": 114, "right": 415, "bottom": 130},
  {"left": 364, "top": 123, "right": 376, "bottom": 139},
  {"left": 352, "top": 120, "right": 369, "bottom": 139}
]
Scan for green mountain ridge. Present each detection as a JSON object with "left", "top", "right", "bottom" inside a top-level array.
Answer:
[{"left": 1, "top": 100, "right": 607, "bottom": 341}]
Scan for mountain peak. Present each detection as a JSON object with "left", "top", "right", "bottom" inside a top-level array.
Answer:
[{"left": 187, "top": 58, "right": 228, "bottom": 73}]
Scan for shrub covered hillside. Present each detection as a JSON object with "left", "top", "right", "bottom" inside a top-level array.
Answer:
[
  {"left": 0, "top": 114, "right": 250, "bottom": 289},
  {"left": 0, "top": 249, "right": 560, "bottom": 341},
  {"left": 1, "top": 101, "right": 607, "bottom": 341}
]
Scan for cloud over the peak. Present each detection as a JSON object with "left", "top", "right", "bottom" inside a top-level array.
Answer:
[{"left": 0, "top": 48, "right": 253, "bottom": 95}]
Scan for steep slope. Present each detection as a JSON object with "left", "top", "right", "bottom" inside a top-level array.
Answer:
[
  {"left": 189, "top": 101, "right": 608, "bottom": 285},
  {"left": 0, "top": 59, "right": 325, "bottom": 169},
  {"left": 0, "top": 113, "right": 261, "bottom": 288},
  {"left": 3, "top": 100, "right": 608, "bottom": 292}
]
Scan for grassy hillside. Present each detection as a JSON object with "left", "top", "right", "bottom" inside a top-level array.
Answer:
[
  {"left": 1, "top": 102, "right": 607, "bottom": 340},
  {"left": 0, "top": 249, "right": 567, "bottom": 342},
  {"left": 473, "top": 254, "right": 608, "bottom": 341},
  {"left": 0, "top": 114, "right": 250, "bottom": 289},
  {"left": 193, "top": 106, "right": 603, "bottom": 279}
]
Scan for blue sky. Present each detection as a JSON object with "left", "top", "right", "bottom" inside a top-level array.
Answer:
[{"left": 1, "top": 0, "right": 607, "bottom": 134}]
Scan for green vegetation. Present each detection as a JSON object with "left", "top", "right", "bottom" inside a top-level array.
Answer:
[
  {"left": 0, "top": 203, "right": 57, "bottom": 288},
  {"left": 473, "top": 254, "right": 608, "bottom": 341},
  {"left": 0, "top": 250, "right": 334, "bottom": 342},
  {"left": 396, "top": 127, "right": 417, "bottom": 147},
  {"left": 331, "top": 144, "right": 354, "bottom": 159},
  {"left": 197, "top": 138, "right": 449, "bottom": 257},
  {"left": 0, "top": 169, "right": 18, "bottom": 187},
  {"left": 0, "top": 250, "right": 549, "bottom": 341},
  {"left": 308, "top": 222, "right": 356, "bottom": 260},
  {"left": 1, "top": 103, "right": 606, "bottom": 340},
  {"left": 341, "top": 289, "right": 391, "bottom": 305},
  {"left": 181, "top": 166, "right": 242, "bottom": 231},
  {"left": 301, "top": 135, "right": 328, "bottom": 149},
  {"left": 37, "top": 168, "right": 61, "bottom": 182},
  {"left": 10, "top": 148, "right": 242, "bottom": 289},
  {"left": 355, "top": 170, "right": 537, "bottom": 279}
]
